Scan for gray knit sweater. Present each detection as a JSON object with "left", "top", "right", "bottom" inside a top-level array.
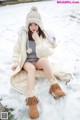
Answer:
[{"left": 26, "top": 40, "right": 39, "bottom": 62}]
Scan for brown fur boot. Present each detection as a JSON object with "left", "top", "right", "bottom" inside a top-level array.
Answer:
[
  {"left": 49, "top": 84, "right": 66, "bottom": 99},
  {"left": 25, "top": 96, "right": 39, "bottom": 119}
]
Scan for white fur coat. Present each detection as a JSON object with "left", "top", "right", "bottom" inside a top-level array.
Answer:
[{"left": 10, "top": 27, "right": 72, "bottom": 95}]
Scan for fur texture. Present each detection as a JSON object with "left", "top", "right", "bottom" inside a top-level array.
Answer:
[
  {"left": 25, "top": 96, "right": 39, "bottom": 105},
  {"left": 49, "top": 84, "right": 65, "bottom": 99},
  {"left": 25, "top": 96, "right": 39, "bottom": 119}
]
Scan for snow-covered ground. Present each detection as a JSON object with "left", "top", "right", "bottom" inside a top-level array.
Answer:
[{"left": 0, "top": 1, "right": 80, "bottom": 120}]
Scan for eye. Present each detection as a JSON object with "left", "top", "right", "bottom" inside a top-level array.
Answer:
[
  {"left": 29, "top": 23, "right": 32, "bottom": 26},
  {"left": 35, "top": 23, "right": 38, "bottom": 26}
]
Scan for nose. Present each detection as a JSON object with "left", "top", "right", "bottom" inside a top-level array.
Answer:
[
  {"left": 32, "top": 26, "right": 35, "bottom": 28},
  {"left": 32, "top": 26, "right": 36, "bottom": 31}
]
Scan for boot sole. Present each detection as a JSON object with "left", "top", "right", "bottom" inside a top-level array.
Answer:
[{"left": 52, "top": 92, "right": 66, "bottom": 99}]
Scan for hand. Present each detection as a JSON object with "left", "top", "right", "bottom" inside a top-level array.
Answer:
[
  {"left": 11, "top": 66, "right": 17, "bottom": 71},
  {"left": 32, "top": 31, "right": 40, "bottom": 41}
]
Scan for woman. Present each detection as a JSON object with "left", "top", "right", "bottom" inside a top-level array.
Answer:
[{"left": 11, "top": 6, "right": 66, "bottom": 119}]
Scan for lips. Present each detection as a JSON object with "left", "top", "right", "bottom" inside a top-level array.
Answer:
[{"left": 33, "top": 30, "right": 36, "bottom": 32}]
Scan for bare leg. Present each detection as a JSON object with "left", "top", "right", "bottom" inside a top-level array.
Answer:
[
  {"left": 23, "top": 62, "right": 39, "bottom": 119},
  {"left": 34, "top": 57, "right": 65, "bottom": 98},
  {"left": 35, "top": 57, "right": 55, "bottom": 82},
  {"left": 23, "top": 62, "right": 36, "bottom": 93}
]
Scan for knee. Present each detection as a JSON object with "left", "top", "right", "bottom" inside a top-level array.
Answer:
[
  {"left": 28, "top": 64, "right": 36, "bottom": 73},
  {"left": 23, "top": 62, "right": 36, "bottom": 73},
  {"left": 28, "top": 64, "right": 36, "bottom": 72},
  {"left": 39, "top": 57, "right": 49, "bottom": 64}
]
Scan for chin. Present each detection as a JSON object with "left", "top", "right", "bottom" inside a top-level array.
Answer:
[{"left": 33, "top": 30, "right": 36, "bottom": 32}]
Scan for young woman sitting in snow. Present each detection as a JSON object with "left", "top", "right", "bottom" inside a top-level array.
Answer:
[{"left": 11, "top": 6, "right": 71, "bottom": 119}]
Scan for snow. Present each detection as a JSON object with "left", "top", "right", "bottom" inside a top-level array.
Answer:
[{"left": 0, "top": 1, "right": 80, "bottom": 120}]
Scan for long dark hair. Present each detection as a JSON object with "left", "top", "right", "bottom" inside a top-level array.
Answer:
[{"left": 28, "top": 24, "right": 46, "bottom": 41}]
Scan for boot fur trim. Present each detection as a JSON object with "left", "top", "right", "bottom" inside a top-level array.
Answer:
[{"left": 25, "top": 96, "right": 39, "bottom": 106}]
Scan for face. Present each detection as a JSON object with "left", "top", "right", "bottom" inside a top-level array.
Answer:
[{"left": 29, "top": 23, "right": 39, "bottom": 32}]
